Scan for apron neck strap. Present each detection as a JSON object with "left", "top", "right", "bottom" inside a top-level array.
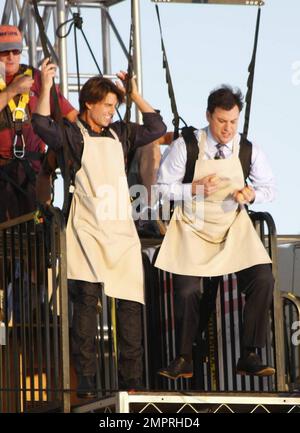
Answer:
[
  {"left": 109, "top": 128, "right": 119, "bottom": 141},
  {"left": 76, "top": 119, "right": 119, "bottom": 142},
  {"left": 76, "top": 118, "right": 87, "bottom": 135},
  {"left": 232, "top": 134, "right": 240, "bottom": 157},
  {"left": 198, "top": 129, "right": 207, "bottom": 159},
  {"left": 198, "top": 129, "right": 240, "bottom": 159}
]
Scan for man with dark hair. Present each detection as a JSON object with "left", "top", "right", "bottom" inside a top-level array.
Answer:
[
  {"left": 0, "top": 25, "right": 77, "bottom": 223},
  {"left": 32, "top": 60, "right": 166, "bottom": 398},
  {"left": 207, "top": 85, "right": 244, "bottom": 114},
  {"left": 155, "top": 85, "right": 276, "bottom": 380}
]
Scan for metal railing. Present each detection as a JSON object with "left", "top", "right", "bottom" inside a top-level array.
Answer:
[
  {"left": 1, "top": 208, "right": 295, "bottom": 412},
  {"left": 142, "top": 211, "right": 287, "bottom": 392},
  {"left": 282, "top": 292, "right": 300, "bottom": 392},
  {"left": 0, "top": 208, "right": 70, "bottom": 413}
]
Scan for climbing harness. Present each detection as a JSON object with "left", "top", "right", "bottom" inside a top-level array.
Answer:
[{"left": 0, "top": 67, "right": 32, "bottom": 159}]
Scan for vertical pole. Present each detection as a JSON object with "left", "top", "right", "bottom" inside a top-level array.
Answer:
[
  {"left": 56, "top": 0, "right": 68, "bottom": 97},
  {"left": 101, "top": 7, "right": 111, "bottom": 75},
  {"left": 27, "top": 5, "right": 37, "bottom": 67},
  {"left": 132, "top": 0, "right": 143, "bottom": 123},
  {"left": 271, "top": 233, "right": 286, "bottom": 391}
]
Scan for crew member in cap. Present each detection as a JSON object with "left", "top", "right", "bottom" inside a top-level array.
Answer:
[{"left": 0, "top": 24, "right": 77, "bottom": 223}]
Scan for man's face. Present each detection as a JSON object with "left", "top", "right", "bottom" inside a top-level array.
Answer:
[
  {"left": 0, "top": 49, "right": 21, "bottom": 77},
  {"left": 86, "top": 92, "right": 118, "bottom": 132},
  {"left": 206, "top": 105, "right": 240, "bottom": 144}
]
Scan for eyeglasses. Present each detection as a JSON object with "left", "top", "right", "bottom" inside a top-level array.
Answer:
[{"left": 0, "top": 49, "right": 22, "bottom": 56}]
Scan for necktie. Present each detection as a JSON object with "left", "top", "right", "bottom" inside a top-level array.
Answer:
[{"left": 214, "top": 143, "right": 226, "bottom": 159}]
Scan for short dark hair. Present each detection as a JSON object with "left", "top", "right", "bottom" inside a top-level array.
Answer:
[
  {"left": 79, "top": 76, "right": 124, "bottom": 114},
  {"left": 207, "top": 85, "right": 244, "bottom": 114}
]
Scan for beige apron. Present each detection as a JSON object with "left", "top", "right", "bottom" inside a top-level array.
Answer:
[
  {"left": 155, "top": 130, "right": 271, "bottom": 277},
  {"left": 66, "top": 120, "right": 144, "bottom": 304}
]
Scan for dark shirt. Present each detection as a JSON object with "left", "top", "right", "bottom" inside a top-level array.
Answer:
[{"left": 32, "top": 112, "right": 166, "bottom": 175}]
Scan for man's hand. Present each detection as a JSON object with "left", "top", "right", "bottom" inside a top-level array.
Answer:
[
  {"left": 192, "top": 174, "right": 221, "bottom": 197},
  {"left": 115, "top": 70, "right": 155, "bottom": 113},
  {"left": 116, "top": 70, "right": 138, "bottom": 100},
  {"left": 34, "top": 59, "right": 56, "bottom": 117},
  {"left": 41, "top": 58, "right": 57, "bottom": 92},
  {"left": 9, "top": 74, "right": 34, "bottom": 96},
  {"left": 233, "top": 185, "right": 255, "bottom": 204}
]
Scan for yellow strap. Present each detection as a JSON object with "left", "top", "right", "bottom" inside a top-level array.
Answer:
[
  {"left": 0, "top": 77, "right": 5, "bottom": 91},
  {"left": 0, "top": 68, "right": 32, "bottom": 121}
]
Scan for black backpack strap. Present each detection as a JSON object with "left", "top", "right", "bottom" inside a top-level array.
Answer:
[
  {"left": 181, "top": 126, "right": 199, "bottom": 184},
  {"left": 238, "top": 134, "right": 252, "bottom": 181}
]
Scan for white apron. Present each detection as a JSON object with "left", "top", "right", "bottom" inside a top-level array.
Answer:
[
  {"left": 155, "top": 130, "right": 271, "bottom": 277},
  {"left": 66, "top": 120, "right": 144, "bottom": 304}
]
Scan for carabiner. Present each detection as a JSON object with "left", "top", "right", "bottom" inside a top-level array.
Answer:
[
  {"left": 12, "top": 107, "right": 26, "bottom": 122},
  {"left": 13, "top": 134, "right": 26, "bottom": 159}
]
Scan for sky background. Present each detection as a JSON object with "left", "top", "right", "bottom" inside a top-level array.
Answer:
[{"left": 2, "top": 0, "right": 299, "bottom": 234}]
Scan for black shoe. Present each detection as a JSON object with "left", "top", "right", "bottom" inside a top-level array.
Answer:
[
  {"left": 236, "top": 352, "right": 275, "bottom": 376},
  {"left": 158, "top": 357, "right": 193, "bottom": 380},
  {"left": 77, "top": 375, "right": 97, "bottom": 399}
]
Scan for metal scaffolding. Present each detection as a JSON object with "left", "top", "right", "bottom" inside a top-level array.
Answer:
[{"left": 0, "top": 0, "right": 142, "bottom": 120}]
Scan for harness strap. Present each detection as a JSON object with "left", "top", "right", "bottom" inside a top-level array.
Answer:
[
  {"left": 155, "top": 5, "right": 187, "bottom": 139},
  {"left": 32, "top": 0, "right": 72, "bottom": 217},
  {"left": 243, "top": 6, "right": 262, "bottom": 138},
  {"left": 123, "top": 0, "right": 135, "bottom": 164},
  {"left": 182, "top": 126, "right": 198, "bottom": 184}
]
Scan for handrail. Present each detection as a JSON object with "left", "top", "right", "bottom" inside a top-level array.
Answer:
[
  {"left": 0, "top": 207, "right": 70, "bottom": 412},
  {"left": 281, "top": 292, "right": 300, "bottom": 317},
  {"left": 281, "top": 292, "right": 300, "bottom": 391}
]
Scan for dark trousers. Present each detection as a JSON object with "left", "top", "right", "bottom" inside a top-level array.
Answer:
[
  {"left": 68, "top": 280, "right": 101, "bottom": 376},
  {"left": 173, "top": 264, "right": 274, "bottom": 356},
  {"left": 68, "top": 280, "right": 143, "bottom": 381},
  {"left": 0, "top": 162, "right": 36, "bottom": 223},
  {"left": 117, "top": 299, "right": 143, "bottom": 382}
]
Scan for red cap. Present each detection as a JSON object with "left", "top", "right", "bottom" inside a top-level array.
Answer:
[{"left": 0, "top": 25, "right": 23, "bottom": 52}]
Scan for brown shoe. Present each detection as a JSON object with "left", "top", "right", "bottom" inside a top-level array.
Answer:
[
  {"left": 158, "top": 356, "right": 193, "bottom": 380},
  {"left": 236, "top": 353, "right": 275, "bottom": 376}
]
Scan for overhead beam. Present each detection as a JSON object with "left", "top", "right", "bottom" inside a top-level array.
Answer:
[{"left": 152, "top": 0, "right": 265, "bottom": 6}]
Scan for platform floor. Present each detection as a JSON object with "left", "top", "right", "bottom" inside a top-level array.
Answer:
[{"left": 72, "top": 391, "right": 300, "bottom": 413}]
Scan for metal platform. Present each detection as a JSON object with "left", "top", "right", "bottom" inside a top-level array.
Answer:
[{"left": 72, "top": 391, "right": 300, "bottom": 413}]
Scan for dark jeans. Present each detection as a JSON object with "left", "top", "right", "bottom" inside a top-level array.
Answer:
[
  {"left": 173, "top": 264, "right": 274, "bottom": 356},
  {"left": 68, "top": 280, "right": 143, "bottom": 382},
  {"left": 117, "top": 299, "right": 143, "bottom": 383}
]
